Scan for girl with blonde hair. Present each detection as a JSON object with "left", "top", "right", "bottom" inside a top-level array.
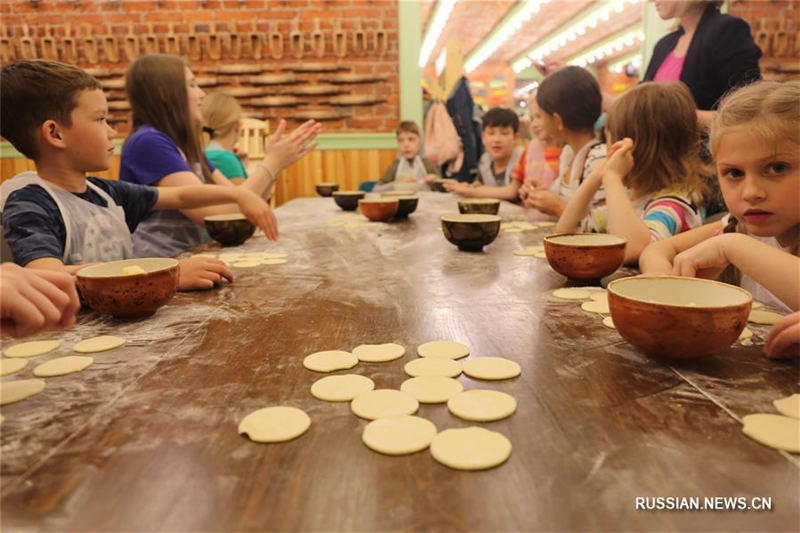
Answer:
[{"left": 202, "top": 92, "right": 248, "bottom": 184}]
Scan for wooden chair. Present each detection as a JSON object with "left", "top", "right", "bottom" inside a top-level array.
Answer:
[{"left": 236, "top": 118, "right": 269, "bottom": 162}]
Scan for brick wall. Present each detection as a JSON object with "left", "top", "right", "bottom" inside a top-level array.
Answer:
[{"left": 0, "top": 0, "right": 401, "bottom": 134}]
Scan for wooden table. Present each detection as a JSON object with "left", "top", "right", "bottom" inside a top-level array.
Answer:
[{"left": 2, "top": 193, "right": 798, "bottom": 532}]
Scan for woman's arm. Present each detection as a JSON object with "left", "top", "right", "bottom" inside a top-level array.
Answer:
[{"left": 639, "top": 221, "right": 724, "bottom": 275}]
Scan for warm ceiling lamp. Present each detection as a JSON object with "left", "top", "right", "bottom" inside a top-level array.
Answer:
[{"left": 419, "top": 0, "right": 458, "bottom": 69}]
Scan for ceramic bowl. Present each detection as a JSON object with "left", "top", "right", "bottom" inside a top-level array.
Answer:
[
  {"left": 441, "top": 214, "right": 501, "bottom": 252},
  {"left": 204, "top": 213, "right": 255, "bottom": 246},
  {"left": 458, "top": 198, "right": 500, "bottom": 215},
  {"left": 381, "top": 194, "right": 419, "bottom": 218},
  {"left": 608, "top": 275, "right": 752, "bottom": 359},
  {"left": 77, "top": 258, "right": 180, "bottom": 318},
  {"left": 359, "top": 198, "right": 399, "bottom": 222},
  {"left": 315, "top": 182, "right": 340, "bottom": 197},
  {"left": 543, "top": 233, "right": 626, "bottom": 281},
  {"left": 333, "top": 191, "right": 366, "bottom": 211},
  {"left": 431, "top": 178, "right": 456, "bottom": 192}
]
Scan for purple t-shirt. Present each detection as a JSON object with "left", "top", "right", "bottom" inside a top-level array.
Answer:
[{"left": 120, "top": 125, "right": 215, "bottom": 185}]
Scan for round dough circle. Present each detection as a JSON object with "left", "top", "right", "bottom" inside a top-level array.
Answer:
[
  {"left": 4, "top": 340, "right": 60, "bottom": 358},
  {"left": 462, "top": 357, "right": 521, "bottom": 380},
  {"left": 417, "top": 341, "right": 470, "bottom": 360},
  {"left": 400, "top": 376, "right": 464, "bottom": 403},
  {"left": 430, "top": 427, "right": 512, "bottom": 471},
  {"left": 589, "top": 292, "right": 608, "bottom": 304},
  {"left": 232, "top": 260, "right": 260, "bottom": 268},
  {"left": 447, "top": 389, "right": 517, "bottom": 422},
  {"left": 263, "top": 252, "right": 289, "bottom": 259},
  {"left": 353, "top": 343, "right": 406, "bottom": 363},
  {"left": 303, "top": 350, "right": 358, "bottom": 373},
  {"left": 73, "top": 336, "right": 126, "bottom": 353},
  {"left": 581, "top": 299, "right": 610, "bottom": 314},
  {"left": 362, "top": 415, "right": 438, "bottom": 455},
  {"left": 553, "top": 288, "right": 591, "bottom": 300},
  {"left": 738, "top": 327, "right": 753, "bottom": 341},
  {"left": 742, "top": 413, "right": 800, "bottom": 453},
  {"left": 748, "top": 310, "right": 783, "bottom": 325},
  {"left": 0, "top": 358, "right": 28, "bottom": 376},
  {"left": 238, "top": 406, "right": 311, "bottom": 443},
  {"left": 350, "top": 389, "right": 419, "bottom": 420},
  {"left": 403, "top": 357, "right": 462, "bottom": 378},
  {"left": 773, "top": 394, "right": 800, "bottom": 419},
  {"left": 261, "top": 258, "right": 288, "bottom": 265},
  {"left": 33, "top": 356, "right": 94, "bottom": 377},
  {"left": 0, "top": 379, "right": 46, "bottom": 405},
  {"left": 310, "top": 374, "right": 375, "bottom": 402},
  {"left": 602, "top": 316, "right": 616, "bottom": 329},
  {"left": 514, "top": 246, "right": 544, "bottom": 257},
  {"left": 751, "top": 301, "right": 764, "bottom": 310}
]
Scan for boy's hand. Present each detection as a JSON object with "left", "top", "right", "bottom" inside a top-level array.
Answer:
[
  {"left": 603, "top": 138, "right": 634, "bottom": 181},
  {"left": 178, "top": 257, "right": 234, "bottom": 291},
  {"left": 263, "top": 119, "right": 322, "bottom": 173},
  {"left": 444, "top": 181, "right": 473, "bottom": 196},
  {"left": 0, "top": 264, "right": 80, "bottom": 338},
  {"left": 524, "top": 189, "right": 565, "bottom": 216},
  {"left": 424, "top": 174, "right": 437, "bottom": 184},
  {"left": 671, "top": 233, "right": 732, "bottom": 280},
  {"left": 233, "top": 189, "right": 279, "bottom": 241},
  {"left": 764, "top": 312, "right": 800, "bottom": 359}
]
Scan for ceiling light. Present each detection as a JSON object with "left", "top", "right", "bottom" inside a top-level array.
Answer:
[
  {"left": 465, "top": 0, "right": 543, "bottom": 73},
  {"left": 419, "top": 0, "right": 458, "bottom": 69}
]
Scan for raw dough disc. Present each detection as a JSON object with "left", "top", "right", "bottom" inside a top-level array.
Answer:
[
  {"left": 514, "top": 246, "right": 544, "bottom": 257},
  {"left": 263, "top": 252, "right": 289, "bottom": 259},
  {"left": 751, "top": 301, "right": 764, "bottom": 310},
  {"left": 738, "top": 327, "right": 753, "bottom": 341},
  {"left": 4, "top": 340, "right": 60, "bottom": 358},
  {"left": 403, "top": 357, "right": 462, "bottom": 378},
  {"left": 303, "top": 350, "right": 358, "bottom": 373},
  {"left": 553, "top": 288, "right": 591, "bottom": 300},
  {"left": 589, "top": 292, "right": 608, "bottom": 303},
  {"left": 748, "top": 310, "right": 783, "bottom": 325},
  {"left": 400, "top": 376, "right": 464, "bottom": 403},
  {"left": 430, "top": 427, "right": 512, "bottom": 471},
  {"left": 238, "top": 406, "right": 311, "bottom": 443},
  {"left": 417, "top": 341, "right": 470, "bottom": 360},
  {"left": 447, "top": 389, "right": 517, "bottom": 422},
  {"left": 602, "top": 316, "right": 616, "bottom": 329},
  {"left": 33, "top": 356, "right": 94, "bottom": 377},
  {"left": 0, "top": 358, "right": 28, "bottom": 376},
  {"left": 503, "top": 227, "right": 523, "bottom": 233},
  {"left": 353, "top": 343, "right": 406, "bottom": 363},
  {"left": 350, "top": 389, "right": 419, "bottom": 420},
  {"left": 0, "top": 379, "right": 46, "bottom": 405},
  {"left": 581, "top": 299, "right": 610, "bottom": 314},
  {"left": 462, "top": 357, "right": 521, "bottom": 380},
  {"left": 310, "top": 374, "right": 375, "bottom": 402},
  {"left": 261, "top": 259, "right": 288, "bottom": 265},
  {"left": 362, "top": 415, "right": 438, "bottom": 455},
  {"left": 773, "top": 394, "right": 800, "bottom": 419},
  {"left": 232, "top": 260, "right": 260, "bottom": 267},
  {"left": 532, "top": 249, "right": 548, "bottom": 259},
  {"left": 73, "top": 336, "right": 126, "bottom": 353},
  {"left": 193, "top": 253, "right": 217, "bottom": 258},
  {"left": 742, "top": 413, "right": 800, "bottom": 453}
]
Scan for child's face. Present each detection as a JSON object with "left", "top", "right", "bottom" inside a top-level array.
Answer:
[
  {"left": 185, "top": 67, "right": 205, "bottom": 125},
  {"left": 481, "top": 125, "right": 517, "bottom": 160},
  {"left": 397, "top": 131, "right": 420, "bottom": 160},
  {"left": 60, "top": 88, "right": 117, "bottom": 172},
  {"left": 528, "top": 100, "right": 547, "bottom": 141},
  {"left": 538, "top": 110, "right": 564, "bottom": 145},
  {"left": 716, "top": 127, "right": 800, "bottom": 245}
]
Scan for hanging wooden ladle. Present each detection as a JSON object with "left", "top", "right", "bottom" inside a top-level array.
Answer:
[
  {"left": 204, "top": 22, "right": 223, "bottom": 61},
  {"left": 123, "top": 22, "right": 140, "bottom": 62},
  {"left": 246, "top": 21, "right": 262, "bottom": 60},
  {"left": 373, "top": 20, "right": 387, "bottom": 58},
  {"left": 227, "top": 23, "right": 242, "bottom": 60},
  {"left": 186, "top": 23, "right": 202, "bottom": 61},
  {"left": 144, "top": 22, "right": 160, "bottom": 55},
  {"left": 333, "top": 19, "right": 347, "bottom": 58},
  {"left": 269, "top": 21, "right": 283, "bottom": 60},
  {"left": 755, "top": 18, "right": 771, "bottom": 57},
  {"left": 41, "top": 25, "right": 59, "bottom": 60},
  {"left": 311, "top": 19, "right": 324, "bottom": 58},
  {"left": 82, "top": 24, "right": 99, "bottom": 64},
  {"left": 352, "top": 18, "right": 366, "bottom": 57},
  {"left": 61, "top": 23, "right": 77, "bottom": 63},
  {"left": 0, "top": 26, "right": 15, "bottom": 64},
  {"left": 771, "top": 18, "right": 790, "bottom": 57},
  {"left": 20, "top": 24, "right": 37, "bottom": 59},
  {"left": 102, "top": 25, "right": 119, "bottom": 63},
  {"left": 289, "top": 19, "right": 304, "bottom": 59},
  {"left": 165, "top": 23, "right": 181, "bottom": 55}
]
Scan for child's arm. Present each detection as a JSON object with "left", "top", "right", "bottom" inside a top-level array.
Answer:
[
  {"left": 672, "top": 232, "right": 800, "bottom": 310},
  {"left": 444, "top": 180, "right": 521, "bottom": 201},
  {"left": 638, "top": 221, "right": 726, "bottom": 276},
  {"left": 554, "top": 164, "right": 604, "bottom": 233},
  {"left": 155, "top": 184, "right": 278, "bottom": 241},
  {"left": 764, "top": 312, "right": 800, "bottom": 359}
]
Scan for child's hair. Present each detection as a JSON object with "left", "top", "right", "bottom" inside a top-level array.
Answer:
[
  {"left": 606, "top": 82, "right": 708, "bottom": 198},
  {"left": 0, "top": 60, "right": 101, "bottom": 159},
  {"left": 202, "top": 93, "right": 243, "bottom": 140},
  {"left": 709, "top": 80, "right": 800, "bottom": 159},
  {"left": 482, "top": 107, "right": 520, "bottom": 133},
  {"left": 396, "top": 121, "right": 420, "bottom": 137},
  {"left": 126, "top": 54, "right": 211, "bottom": 180},
  {"left": 536, "top": 66, "right": 601, "bottom": 132}
]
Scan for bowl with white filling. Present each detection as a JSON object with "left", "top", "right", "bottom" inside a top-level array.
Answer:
[
  {"left": 608, "top": 275, "right": 752, "bottom": 359},
  {"left": 457, "top": 198, "right": 500, "bottom": 215},
  {"left": 204, "top": 213, "right": 255, "bottom": 246},
  {"left": 77, "top": 258, "right": 180, "bottom": 318},
  {"left": 543, "top": 233, "right": 626, "bottom": 281},
  {"left": 441, "top": 214, "right": 501, "bottom": 252}
]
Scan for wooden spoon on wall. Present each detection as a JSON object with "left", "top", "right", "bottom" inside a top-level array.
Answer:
[
  {"left": 41, "top": 25, "right": 59, "bottom": 60},
  {"left": 205, "top": 22, "right": 225, "bottom": 61},
  {"left": 102, "top": 25, "right": 119, "bottom": 63},
  {"left": 269, "top": 21, "right": 283, "bottom": 60},
  {"left": 123, "top": 22, "right": 140, "bottom": 62},
  {"left": 289, "top": 19, "right": 304, "bottom": 59},
  {"left": 352, "top": 19, "right": 366, "bottom": 57},
  {"left": 246, "top": 21, "right": 262, "bottom": 60},
  {"left": 333, "top": 19, "right": 347, "bottom": 58},
  {"left": 165, "top": 23, "right": 181, "bottom": 55},
  {"left": 82, "top": 24, "right": 99, "bottom": 64},
  {"left": 228, "top": 23, "right": 243, "bottom": 60},
  {"left": 144, "top": 22, "right": 160, "bottom": 55},
  {"left": 186, "top": 23, "right": 202, "bottom": 61},
  {"left": 373, "top": 21, "right": 387, "bottom": 57},
  {"left": 0, "top": 26, "right": 15, "bottom": 64},
  {"left": 61, "top": 24, "right": 78, "bottom": 63},
  {"left": 20, "top": 24, "right": 36, "bottom": 59},
  {"left": 311, "top": 19, "right": 324, "bottom": 58},
  {"left": 755, "top": 18, "right": 771, "bottom": 57}
]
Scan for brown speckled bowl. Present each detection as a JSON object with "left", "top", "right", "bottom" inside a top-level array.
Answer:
[
  {"left": 458, "top": 198, "right": 500, "bottom": 215},
  {"left": 333, "top": 191, "right": 366, "bottom": 211},
  {"left": 359, "top": 198, "right": 399, "bottom": 221},
  {"left": 204, "top": 213, "right": 255, "bottom": 246},
  {"left": 315, "top": 182, "right": 340, "bottom": 197},
  {"left": 382, "top": 194, "right": 419, "bottom": 218},
  {"left": 441, "top": 214, "right": 501, "bottom": 252},
  {"left": 543, "top": 233, "right": 626, "bottom": 281},
  {"left": 608, "top": 276, "right": 752, "bottom": 359},
  {"left": 77, "top": 258, "right": 180, "bottom": 318}
]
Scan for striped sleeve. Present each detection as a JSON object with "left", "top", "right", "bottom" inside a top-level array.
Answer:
[{"left": 643, "top": 197, "right": 699, "bottom": 241}]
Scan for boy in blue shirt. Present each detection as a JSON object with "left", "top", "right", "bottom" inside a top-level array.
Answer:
[{"left": 1, "top": 60, "right": 278, "bottom": 290}]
